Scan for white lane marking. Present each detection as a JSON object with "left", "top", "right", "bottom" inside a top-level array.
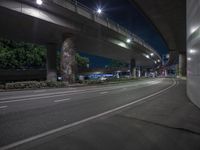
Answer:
[
  {"left": 0, "top": 90, "right": 86, "bottom": 101},
  {"left": 54, "top": 98, "right": 71, "bottom": 103},
  {"left": 0, "top": 79, "right": 176, "bottom": 150},
  {"left": 100, "top": 92, "right": 108, "bottom": 95},
  {"left": 0, "top": 79, "right": 162, "bottom": 104},
  {"left": 0, "top": 89, "right": 107, "bottom": 104},
  {"left": 0, "top": 106, "right": 8, "bottom": 109},
  {"left": 0, "top": 79, "right": 159, "bottom": 101}
]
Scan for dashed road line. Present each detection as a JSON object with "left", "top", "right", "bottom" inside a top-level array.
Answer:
[
  {"left": 0, "top": 106, "right": 8, "bottom": 109},
  {"left": 100, "top": 92, "right": 108, "bottom": 95},
  {"left": 54, "top": 98, "right": 71, "bottom": 103}
]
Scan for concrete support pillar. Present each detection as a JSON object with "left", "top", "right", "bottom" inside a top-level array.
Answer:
[
  {"left": 130, "top": 59, "right": 136, "bottom": 78},
  {"left": 60, "top": 37, "right": 76, "bottom": 83},
  {"left": 46, "top": 44, "right": 57, "bottom": 81},
  {"left": 145, "top": 71, "right": 148, "bottom": 77},
  {"left": 179, "top": 53, "right": 186, "bottom": 76},
  {"left": 137, "top": 67, "right": 141, "bottom": 78}
]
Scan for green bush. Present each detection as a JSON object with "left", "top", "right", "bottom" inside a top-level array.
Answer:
[
  {"left": 4, "top": 81, "right": 68, "bottom": 90},
  {"left": 5, "top": 81, "right": 42, "bottom": 89}
]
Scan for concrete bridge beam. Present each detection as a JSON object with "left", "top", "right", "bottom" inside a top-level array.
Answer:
[{"left": 60, "top": 37, "right": 76, "bottom": 83}]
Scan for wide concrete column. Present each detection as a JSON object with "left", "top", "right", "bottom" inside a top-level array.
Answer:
[
  {"left": 46, "top": 44, "right": 57, "bottom": 81},
  {"left": 130, "top": 59, "right": 136, "bottom": 78},
  {"left": 60, "top": 37, "right": 76, "bottom": 83},
  {"left": 178, "top": 53, "right": 186, "bottom": 76}
]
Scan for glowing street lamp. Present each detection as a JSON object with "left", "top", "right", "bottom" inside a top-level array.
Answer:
[
  {"left": 126, "top": 38, "right": 131, "bottom": 43},
  {"left": 36, "top": 0, "right": 43, "bottom": 5},
  {"left": 189, "top": 49, "right": 197, "bottom": 54},
  {"left": 97, "top": 8, "right": 102, "bottom": 14},
  {"left": 150, "top": 53, "right": 154, "bottom": 56},
  {"left": 145, "top": 54, "right": 150, "bottom": 59}
]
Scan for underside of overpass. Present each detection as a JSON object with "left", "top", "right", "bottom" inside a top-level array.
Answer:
[
  {"left": 0, "top": 0, "right": 161, "bottom": 82},
  {"left": 131, "top": 0, "right": 186, "bottom": 75},
  {"left": 130, "top": 0, "right": 200, "bottom": 108}
]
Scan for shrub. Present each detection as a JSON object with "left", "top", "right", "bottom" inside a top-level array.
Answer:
[{"left": 4, "top": 81, "right": 68, "bottom": 90}]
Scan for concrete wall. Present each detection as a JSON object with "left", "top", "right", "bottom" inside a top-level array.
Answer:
[{"left": 187, "top": 0, "right": 200, "bottom": 107}]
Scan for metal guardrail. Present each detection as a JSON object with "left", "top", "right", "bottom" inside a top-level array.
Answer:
[{"left": 51, "top": 0, "right": 159, "bottom": 57}]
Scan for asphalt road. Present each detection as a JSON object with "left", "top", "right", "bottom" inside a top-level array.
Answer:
[{"left": 1, "top": 78, "right": 199, "bottom": 150}]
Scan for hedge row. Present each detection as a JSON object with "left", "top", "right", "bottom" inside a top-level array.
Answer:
[
  {"left": 0, "top": 81, "right": 68, "bottom": 90},
  {"left": 0, "top": 78, "right": 139, "bottom": 90}
]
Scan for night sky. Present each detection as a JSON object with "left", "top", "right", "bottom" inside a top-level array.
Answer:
[{"left": 77, "top": 0, "right": 168, "bottom": 67}]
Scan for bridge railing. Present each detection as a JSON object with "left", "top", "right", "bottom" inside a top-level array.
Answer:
[{"left": 51, "top": 0, "right": 158, "bottom": 57}]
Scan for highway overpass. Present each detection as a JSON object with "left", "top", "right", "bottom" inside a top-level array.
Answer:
[
  {"left": 131, "top": 0, "right": 200, "bottom": 108},
  {"left": 0, "top": 0, "right": 161, "bottom": 82},
  {"left": 131, "top": 0, "right": 186, "bottom": 74}
]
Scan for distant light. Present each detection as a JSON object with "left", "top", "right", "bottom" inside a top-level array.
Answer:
[
  {"left": 126, "top": 38, "right": 131, "bottom": 43},
  {"left": 118, "top": 42, "right": 127, "bottom": 48},
  {"left": 187, "top": 57, "right": 192, "bottom": 61},
  {"left": 145, "top": 54, "right": 150, "bottom": 59},
  {"left": 97, "top": 8, "right": 102, "bottom": 14},
  {"left": 154, "top": 61, "right": 157, "bottom": 64},
  {"left": 191, "top": 26, "right": 199, "bottom": 34},
  {"left": 189, "top": 49, "right": 197, "bottom": 54},
  {"left": 157, "top": 59, "right": 160, "bottom": 62},
  {"left": 36, "top": 0, "right": 43, "bottom": 5},
  {"left": 150, "top": 53, "right": 154, "bottom": 56}
]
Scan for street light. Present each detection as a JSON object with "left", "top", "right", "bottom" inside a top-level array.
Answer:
[
  {"left": 97, "top": 8, "right": 102, "bottom": 14},
  {"left": 150, "top": 53, "right": 154, "bottom": 56},
  {"left": 126, "top": 38, "right": 131, "bottom": 43},
  {"left": 145, "top": 54, "right": 150, "bottom": 59},
  {"left": 36, "top": 0, "right": 43, "bottom": 5},
  {"left": 189, "top": 49, "right": 197, "bottom": 54}
]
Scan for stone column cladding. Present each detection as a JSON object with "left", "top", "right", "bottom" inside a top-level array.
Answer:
[
  {"left": 46, "top": 44, "right": 57, "bottom": 81},
  {"left": 130, "top": 59, "right": 136, "bottom": 78},
  {"left": 178, "top": 53, "right": 186, "bottom": 77},
  {"left": 60, "top": 37, "right": 76, "bottom": 83}
]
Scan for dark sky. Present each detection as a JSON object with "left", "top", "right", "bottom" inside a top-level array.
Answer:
[{"left": 77, "top": 0, "right": 168, "bottom": 55}]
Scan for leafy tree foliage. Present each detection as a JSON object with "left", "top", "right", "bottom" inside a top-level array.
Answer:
[
  {"left": 56, "top": 52, "right": 89, "bottom": 72},
  {"left": 0, "top": 38, "right": 46, "bottom": 69},
  {"left": 0, "top": 38, "right": 89, "bottom": 71},
  {"left": 75, "top": 53, "right": 89, "bottom": 68}
]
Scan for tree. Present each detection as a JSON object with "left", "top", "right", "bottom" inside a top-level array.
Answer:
[
  {"left": 56, "top": 52, "right": 90, "bottom": 73},
  {"left": 0, "top": 38, "right": 46, "bottom": 69},
  {"left": 75, "top": 53, "right": 89, "bottom": 69}
]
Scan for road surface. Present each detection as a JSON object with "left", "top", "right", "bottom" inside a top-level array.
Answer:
[{"left": 0, "top": 78, "right": 200, "bottom": 150}]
